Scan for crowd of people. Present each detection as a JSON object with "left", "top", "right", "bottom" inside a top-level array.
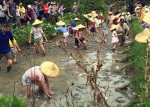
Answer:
[
  {"left": 1, "top": 0, "right": 150, "bottom": 99},
  {"left": 0, "top": 0, "right": 78, "bottom": 26}
]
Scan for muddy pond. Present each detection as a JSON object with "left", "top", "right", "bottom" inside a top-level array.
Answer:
[{"left": 0, "top": 30, "right": 135, "bottom": 107}]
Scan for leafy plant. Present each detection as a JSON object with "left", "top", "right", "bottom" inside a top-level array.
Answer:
[{"left": 0, "top": 94, "right": 28, "bottom": 107}]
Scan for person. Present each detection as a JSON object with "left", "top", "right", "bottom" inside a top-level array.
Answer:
[
  {"left": 24, "top": 5, "right": 35, "bottom": 24},
  {"left": 55, "top": 20, "right": 69, "bottom": 46},
  {"left": 116, "top": 18, "right": 129, "bottom": 46},
  {"left": 59, "top": 4, "right": 66, "bottom": 17},
  {"left": 83, "top": 14, "right": 90, "bottom": 35},
  {"left": 0, "top": 0, "right": 8, "bottom": 24},
  {"left": 0, "top": 22, "right": 18, "bottom": 72},
  {"left": 22, "top": 61, "right": 60, "bottom": 98},
  {"left": 74, "top": 26, "right": 87, "bottom": 49},
  {"left": 16, "top": 5, "right": 21, "bottom": 28},
  {"left": 9, "top": 38, "right": 21, "bottom": 64},
  {"left": 19, "top": 3, "right": 25, "bottom": 24},
  {"left": 71, "top": 18, "right": 79, "bottom": 36},
  {"left": 71, "top": 2, "right": 78, "bottom": 13},
  {"left": 101, "top": 19, "right": 108, "bottom": 43},
  {"left": 29, "top": 19, "right": 48, "bottom": 56},
  {"left": 110, "top": 24, "right": 119, "bottom": 51},
  {"left": 7, "top": 0, "right": 16, "bottom": 23},
  {"left": 43, "top": 1, "right": 49, "bottom": 21}
]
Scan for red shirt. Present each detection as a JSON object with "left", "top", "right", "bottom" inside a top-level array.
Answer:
[
  {"left": 113, "top": 17, "right": 119, "bottom": 25},
  {"left": 99, "top": 16, "right": 105, "bottom": 20},
  {"left": 43, "top": 4, "right": 48, "bottom": 14},
  {"left": 91, "top": 22, "right": 95, "bottom": 27}
]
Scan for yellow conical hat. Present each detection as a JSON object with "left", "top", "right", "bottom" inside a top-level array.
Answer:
[
  {"left": 40, "top": 61, "right": 60, "bottom": 78},
  {"left": 110, "top": 24, "right": 119, "bottom": 31},
  {"left": 135, "top": 28, "right": 150, "bottom": 43},
  {"left": 73, "top": 24, "right": 86, "bottom": 30},
  {"left": 56, "top": 20, "right": 65, "bottom": 26},
  {"left": 32, "top": 19, "right": 43, "bottom": 25}
]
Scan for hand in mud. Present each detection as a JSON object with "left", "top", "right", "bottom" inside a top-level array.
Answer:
[
  {"left": 47, "top": 94, "right": 52, "bottom": 98},
  {"left": 45, "top": 39, "right": 48, "bottom": 42},
  {"left": 49, "top": 90, "right": 54, "bottom": 95}
]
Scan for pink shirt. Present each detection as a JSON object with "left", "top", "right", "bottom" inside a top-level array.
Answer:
[{"left": 25, "top": 66, "right": 45, "bottom": 81}]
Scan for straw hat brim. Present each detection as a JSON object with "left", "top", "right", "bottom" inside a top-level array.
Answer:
[
  {"left": 56, "top": 20, "right": 65, "bottom": 26},
  {"left": 83, "top": 14, "right": 89, "bottom": 18},
  {"left": 135, "top": 28, "right": 150, "bottom": 43},
  {"left": 110, "top": 15, "right": 116, "bottom": 21},
  {"left": 32, "top": 19, "right": 43, "bottom": 25},
  {"left": 73, "top": 24, "right": 86, "bottom": 30},
  {"left": 98, "top": 20, "right": 104, "bottom": 24},
  {"left": 88, "top": 17, "right": 94, "bottom": 22},
  {"left": 40, "top": 61, "right": 60, "bottom": 78},
  {"left": 110, "top": 24, "right": 119, "bottom": 31}
]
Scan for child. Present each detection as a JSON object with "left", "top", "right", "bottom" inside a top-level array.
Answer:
[
  {"left": 101, "top": 19, "right": 108, "bottom": 43},
  {"left": 110, "top": 24, "right": 119, "bottom": 51},
  {"left": 9, "top": 38, "right": 21, "bottom": 64},
  {"left": 55, "top": 20, "right": 69, "bottom": 46},
  {"left": 29, "top": 19, "right": 48, "bottom": 56}
]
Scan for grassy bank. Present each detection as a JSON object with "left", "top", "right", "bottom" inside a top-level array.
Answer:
[{"left": 121, "top": 17, "right": 150, "bottom": 107}]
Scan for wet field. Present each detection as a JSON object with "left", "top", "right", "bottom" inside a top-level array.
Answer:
[{"left": 0, "top": 30, "right": 134, "bottom": 107}]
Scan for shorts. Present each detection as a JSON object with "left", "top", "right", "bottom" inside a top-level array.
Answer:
[
  {"left": 34, "top": 37, "right": 43, "bottom": 45},
  {"left": 75, "top": 38, "right": 84, "bottom": 44},
  {"left": 0, "top": 51, "right": 13, "bottom": 60},
  {"left": 22, "top": 74, "right": 31, "bottom": 86},
  {"left": 63, "top": 32, "right": 69, "bottom": 43},
  {"left": 11, "top": 48, "right": 16, "bottom": 58}
]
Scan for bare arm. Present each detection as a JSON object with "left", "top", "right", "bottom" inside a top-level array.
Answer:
[
  {"left": 11, "top": 40, "right": 18, "bottom": 54},
  {"left": 29, "top": 34, "right": 32, "bottom": 43},
  {"left": 14, "top": 42, "right": 21, "bottom": 51},
  {"left": 41, "top": 33, "right": 48, "bottom": 42},
  {"left": 41, "top": 81, "right": 52, "bottom": 98}
]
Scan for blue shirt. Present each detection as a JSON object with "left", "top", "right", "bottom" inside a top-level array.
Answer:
[
  {"left": 55, "top": 26, "right": 68, "bottom": 33},
  {"left": 0, "top": 30, "right": 14, "bottom": 54},
  {"left": 71, "top": 22, "right": 77, "bottom": 27},
  {"left": 102, "top": 22, "right": 107, "bottom": 30}
]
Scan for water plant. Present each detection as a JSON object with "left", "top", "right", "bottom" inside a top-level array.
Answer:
[{"left": 0, "top": 94, "right": 28, "bottom": 107}]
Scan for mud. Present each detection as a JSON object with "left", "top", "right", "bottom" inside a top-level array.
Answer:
[{"left": 0, "top": 29, "right": 134, "bottom": 107}]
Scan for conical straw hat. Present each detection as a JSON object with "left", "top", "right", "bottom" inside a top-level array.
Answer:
[
  {"left": 88, "top": 17, "right": 94, "bottom": 22},
  {"left": 83, "top": 14, "right": 89, "bottom": 18},
  {"left": 32, "top": 19, "right": 43, "bottom": 25},
  {"left": 135, "top": 6, "right": 141, "bottom": 10},
  {"left": 109, "top": 11, "right": 113, "bottom": 14},
  {"left": 56, "top": 20, "right": 65, "bottom": 26},
  {"left": 110, "top": 24, "right": 119, "bottom": 31},
  {"left": 40, "top": 61, "right": 60, "bottom": 78},
  {"left": 74, "top": 17, "right": 80, "bottom": 21},
  {"left": 73, "top": 24, "right": 86, "bottom": 30},
  {"left": 142, "top": 16, "right": 150, "bottom": 24},
  {"left": 110, "top": 15, "right": 116, "bottom": 21},
  {"left": 135, "top": 28, "right": 150, "bottom": 43},
  {"left": 98, "top": 20, "right": 104, "bottom": 24},
  {"left": 88, "top": 11, "right": 98, "bottom": 17}
]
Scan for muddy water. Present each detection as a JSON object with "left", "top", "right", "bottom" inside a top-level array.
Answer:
[{"left": 0, "top": 30, "right": 134, "bottom": 107}]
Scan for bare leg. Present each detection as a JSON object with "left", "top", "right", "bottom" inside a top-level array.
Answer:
[
  {"left": 7, "top": 59, "right": 12, "bottom": 72},
  {"left": 35, "top": 45, "right": 39, "bottom": 53},
  {"left": 39, "top": 44, "right": 46, "bottom": 55},
  {"left": 24, "top": 85, "right": 31, "bottom": 98}
]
